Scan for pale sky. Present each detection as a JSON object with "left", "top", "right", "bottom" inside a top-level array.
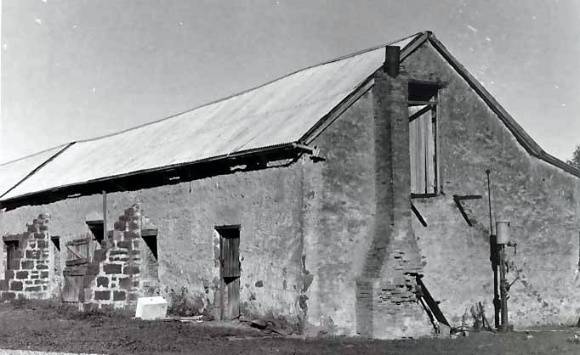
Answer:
[{"left": 1, "top": 0, "right": 579, "bottom": 163}]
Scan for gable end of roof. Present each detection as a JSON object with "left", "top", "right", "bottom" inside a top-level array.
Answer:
[{"left": 425, "top": 32, "right": 580, "bottom": 178}]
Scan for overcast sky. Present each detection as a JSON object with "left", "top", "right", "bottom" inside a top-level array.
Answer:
[{"left": 1, "top": 0, "right": 579, "bottom": 163}]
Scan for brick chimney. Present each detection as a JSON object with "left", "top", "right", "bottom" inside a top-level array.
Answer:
[{"left": 356, "top": 46, "right": 430, "bottom": 338}]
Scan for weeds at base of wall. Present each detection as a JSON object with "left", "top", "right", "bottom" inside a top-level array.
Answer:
[
  {"left": 243, "top": 310, "right": 302, "bottom": 336},
  {"left": 4, "top": 298, "right": 131, "bottom": 320},
  {"left": 166, "top": 287, "right": 214, "bottom": 320}
]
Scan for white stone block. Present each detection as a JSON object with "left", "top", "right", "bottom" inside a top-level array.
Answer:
[{"left": 135, "top": 296, "right": 168, "bottom": 320}]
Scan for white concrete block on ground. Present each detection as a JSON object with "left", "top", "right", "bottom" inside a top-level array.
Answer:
[{"left": 135, "top": 296, "right": 168, "bottom": 320}]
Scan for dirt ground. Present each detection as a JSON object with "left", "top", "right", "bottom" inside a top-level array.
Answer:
[{"left": 1, "top": 301, "right": 580, "bottom": 355}]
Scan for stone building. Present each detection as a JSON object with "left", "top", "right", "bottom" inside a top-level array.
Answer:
[{"left": 0, "top": 31, "right": 579, "bottom": 339}]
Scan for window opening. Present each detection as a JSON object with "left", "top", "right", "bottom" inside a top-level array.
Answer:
[
  {"left": 51, "top": 236, "right": 61, "bottom": 251},
  {"left": 5, "top": 240, "right": 19, "bottom": 270},
  {"left": 409, "top": 83, "right": 439, "bottom": 195},
  {"left": 142, "top": 228, "right": 158, "bottom": 260}
]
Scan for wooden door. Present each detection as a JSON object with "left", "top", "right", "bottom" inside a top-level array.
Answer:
[
  {"left": 62, "top": 236, "right": 92, "bottom": 303},
  {"left": 218, "top": 227, "right": 240, "bottom": 320}
]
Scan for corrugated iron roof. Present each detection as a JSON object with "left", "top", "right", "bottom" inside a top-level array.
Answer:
[
  {"left": 0, "top": 33, "right": 422, "bottom": 201},
  {"left": 4, "top": 30, "right": 575, "bottom": 204}
]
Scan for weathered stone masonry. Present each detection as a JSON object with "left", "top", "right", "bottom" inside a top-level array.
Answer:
[
  {"left": 0, "top": 214, "right": 51, "bottom": 301},
  {"left": 77, "top": 205, "right": 148, "bottom": 310}
]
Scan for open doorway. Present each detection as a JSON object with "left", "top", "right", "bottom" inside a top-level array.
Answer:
[{"left": 216, "top": 225, "right": 241, "bottom": 320}]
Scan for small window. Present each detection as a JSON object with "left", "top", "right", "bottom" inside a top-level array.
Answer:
[
  {"left": 142, "top": 228, "right": 158, "bottom": 260},
  {"left": 409, "top": 83, "right": 439, "bottom": 196},
  {"left": 51, "top": 236, "right": 61, "bottom": 251},
  {"left": 5, "top": 241, "right": 19, "bottom": 270},
  {"left": 86, "top": 220, "right": 104, "bottom": 244}
]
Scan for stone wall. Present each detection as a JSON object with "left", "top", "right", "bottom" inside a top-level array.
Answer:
[
  {"left": 0, "top": 214, "right": 51, "bottom": 301},
  {"left": 404, "top": 41, "right": 580, "bottom": 328},
  {"left": 302, "top": 67, "right": 431, "bottom": 338},
  {"left": 79, "top": 205, "right": 144, "bottom": 310},
  {"left": 0, "top": 165, "right": 305, "bottom": 323},
  {"left": 0, "top": 37, "right": 578, "bottom": 339}
]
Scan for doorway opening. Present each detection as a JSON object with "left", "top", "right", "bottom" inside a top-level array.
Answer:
[{"left": 216, "top": 225, "right": 241, "bottom": 320}]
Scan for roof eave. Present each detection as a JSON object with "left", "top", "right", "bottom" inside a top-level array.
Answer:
[{"left": 0, "top": 141, "right": 312, "bottom": 205}]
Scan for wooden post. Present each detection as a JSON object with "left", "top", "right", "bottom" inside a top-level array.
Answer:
[
  {"left": 486, "top": 169, "right": 501, "bottom": 329},
  {"left": 102, "top": 191, "right": 107, "bottom": 243},
  {"left": 499, "top": 244, "right": 508, "bottom": 331},
  {"left": 491, "top": 235, "right": 500, "bottom": 329}
]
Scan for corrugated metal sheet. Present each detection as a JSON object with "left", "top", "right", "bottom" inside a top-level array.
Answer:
[
  {"left": 0, "top": 144, "right": 68, "bottom": 197},
  {"left": 1, "top": 34, "right": 421, "bottom": 201}
]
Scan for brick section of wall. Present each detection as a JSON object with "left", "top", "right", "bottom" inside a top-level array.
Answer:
[
  {"left": 0, "top": 214, "right": 51, "bottom": 301},
  {"left": 354, "top": 69, "right": 431, "bottom": 339},
  {"left": 79, "top": 205, "right": 144, "bottom": 310}
]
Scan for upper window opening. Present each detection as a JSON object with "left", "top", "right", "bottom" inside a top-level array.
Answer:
[{"left": 409, "top": 83, "right": 439, "bottom": 196}]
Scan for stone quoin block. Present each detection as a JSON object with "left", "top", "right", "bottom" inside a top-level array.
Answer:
[
  {"left": 40, "top": 271, "right": 49, "bottom": 278},
  {"left": 15, "top": 271, "right": 28, "bottom": 279},
  {"left": 10, "top": 281, "right": 23, "bottom": 291},
  {"left": 110, "top": 249, "right": 128, "bottom": 256},
  {"left": 103, "top": 263, "right": 122, "bottom": 274},
  {"left": 25, "top": 286, "right": 41, "bottom": 292},
  {"left": 96, "top": 277, "right": 109, "bottom": 287},
  {"left": 37, "top": 240, "right": 47, "bottom": 248},
  {"left": 113, "top": 291, "right": 126, "bottom": 301},
  {"left": 94, "top": 249, "right": 107, "bottom": 262},
  {"left": 119, "top": 277, "right": 131, "bottom": 290},
  {"left": 36, "top": 264, "right": 48, "bottom": 270},
  {"left": 117, "top": 241, "right": 131, "bottom": 249},
  {"left": 123, "top": 266, "right": 140, "bottom": 275},
  {"left": 125, "top": 231, "right": 140, "bottom": 240},
  {"left": 87, "top": 263, "right": 100, "bottom": 276},
  {"left": 94, "top": 290, "right": 111, "bottom": 300},
  {"left": 20, "top": 260, "right": 34, "bottom": 269}
]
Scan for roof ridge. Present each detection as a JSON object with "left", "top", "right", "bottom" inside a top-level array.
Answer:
[{"left": 0, "top": 142, "right": 72, "bottom": 167}]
